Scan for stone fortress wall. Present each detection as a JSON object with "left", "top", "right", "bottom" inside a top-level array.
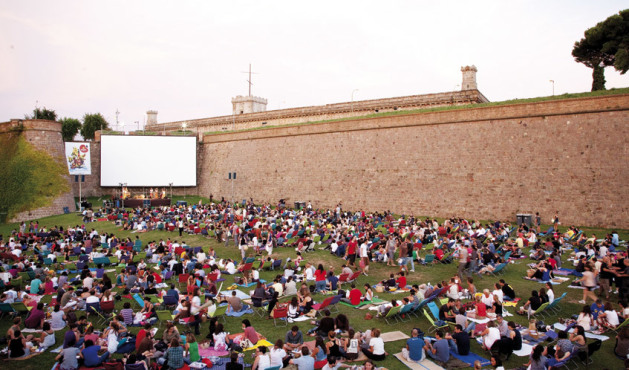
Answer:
[
  {"left": 0, "top": 120, "right": 76, "bottom": 222},
  {"left": 198, "top": 93, "right": 629, "bottom": 228}
]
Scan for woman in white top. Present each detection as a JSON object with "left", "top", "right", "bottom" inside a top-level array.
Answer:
[
  {"left": 269, "top": 340, "right": 287, "bottom": 367},
  {"left": 480, "top": 321, "right": 501, "bottom": 351},
  {"left": 598, "top": 301, "right": 621, "bottom": 329},
  {"left": 576, "top": 305, "right": 593, "bottom": 331},
  {"left": 212, "top": 322, "right": 228, "bottom": 351},
  {"left": 288, "top": 297, "right": 300, "bottom": 319},
  {"left": 545, "top": 282, "right": 555, "bottom": 304},
  {"left": 578, "top": 264, "right": 598, "bottom": 304},
  {"left": 252, "top": 346, "right": 271, "bottom": 370},
  {"left": 361, "top": 328, "right": 386, "bottom": 361}
]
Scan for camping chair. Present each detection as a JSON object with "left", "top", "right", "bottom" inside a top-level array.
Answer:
[
  {"left": 10, "top": 302, "right": 32, "bottom": 316},
  {"left": 578, "top": 339, "right": 602, "bottom": 365},
  {"left": 312, "top": 296, "right": 334, "bottom": 315},
  {"left": 161, "top": 294, "right": 179, "bottom": 310},
  {"left": 86, "top": 302, "right": 101, "bottom": 318},
  {"left": 263, "top": 366, "right": 281, "bottom": 370},
  {"left": 489, "top": 262, "right": 508, "bottom": 276},
  {"left": 328, "top": 294, "right": 343, "bottom": 314},
  {"left": 423, "top": 254, "right": 435, "bottom": 266},
  {"left": 156, "top": 310, "right": 175, "bottom": 328},
  {"left": 100, "top": 299, "right": 115, "bottom": 314},
  {"left": 272, "top": 305, "right": 288, "bottom": 326},
  {"left": 178, "top": 273, "right": 190, "bottom": 287},
  {"left": 93, "top": 307, "right": 110, "bottom": 325},
  {"left": 612, "top": 317, "right": 629, "bottom": 333},
  {"left": 270, "top": 259, "right": 282, "bottom": 270},
  {"left": 546, "top": 292, "right": 567, "bottom": 314},
  {"left": 427, "top": 302, "right": 441, "bottom": 321},
  {"left": 398, "top": 303, "right": 415, "bottom": 322},
  {"left": 346, "top": 271, "right": 361, "bottom": 285},
  {"left": 0, "top": 303, "right": 15, "bottom": 318},
  {"left": 337, "top": 273, "right": 350, "bottom": 287},
  {"left": 251, "top": 296, "right": 267, "bottom": 317},
  {"left": 382, "top": 304, "right": 402, "bottom": 325},
  {"left": 132, "top": 293, "right": 145, "bottom": 309},
  {"left": 529, "top": 302, "right": 549, "bottom": 319},
  {"left": 423, "top": 309, "right": 449, "bottom": 333},
  {"left": 207, "top": 304, "right": 228, "bottom": 323}
]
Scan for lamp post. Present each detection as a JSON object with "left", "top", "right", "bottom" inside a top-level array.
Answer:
[
  {"left": 549, "top": 80, "right": 555, "bottom": 96},
  {"left": 351, "top": 89, "right": 359, "bottom": 112},
  {"left": 169, "top": 182, "right": 173, "bottom": 200},
  {"left": 182, "top": 122, "right": 187, "bottom": 134}
]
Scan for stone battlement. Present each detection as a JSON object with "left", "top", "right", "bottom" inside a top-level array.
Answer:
[{"left": 146, "top": 89, "right": 489, "bottom": 133}]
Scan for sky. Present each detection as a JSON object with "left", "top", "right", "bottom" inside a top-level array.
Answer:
[{"left": 1, "top": 1, "right": 627, "bottom": 129}]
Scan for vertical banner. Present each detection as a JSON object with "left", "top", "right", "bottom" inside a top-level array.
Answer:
[{"left": 65, "top": 142, "right": 91, "bottom": 175}]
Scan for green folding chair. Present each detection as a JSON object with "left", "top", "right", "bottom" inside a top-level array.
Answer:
[
  {"left": 382, "top": 304, "right": 402, "bottom": 325},
  {"left": 10, "top": 302, "right": 32, "bottom": 316},
  {"left": 423, "top": 309, "right": 449, "bottom": 333},
  {"left": 156, "top": 310, "right": 175, "bottom": 327},
  {"left": 207, "top": 305, "right": 228, "bottom": 323}
]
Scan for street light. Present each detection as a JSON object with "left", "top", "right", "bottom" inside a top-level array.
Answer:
[
  {"left": 549, "top": 80, "right": 555, "bottom": 96},
  {"left": 351, "top": 89, "right": 359, "bottom": 112},
  {"left": 182, "top": 122, "right": 188, "bottom": 133},
  {"left": 169, "top": 182, "right": 173, "bottom": 200}
]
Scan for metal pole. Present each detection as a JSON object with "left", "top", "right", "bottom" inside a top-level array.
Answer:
[
  {"left": 79, "top": 178, "right": 82, "bottom": 210},
  {"left": 351, "top": 89, "right": 358, "bottom": 112}
]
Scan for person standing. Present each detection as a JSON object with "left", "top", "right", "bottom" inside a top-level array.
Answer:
[
  {"left": 360, "top": 239, "right": 370, "bottom": 276},
  {"left": 535, "top": 212, "right": 541, "bottom": 233},
  {"left": 457, "top": 244, "right": 468, "bottom": 280}
]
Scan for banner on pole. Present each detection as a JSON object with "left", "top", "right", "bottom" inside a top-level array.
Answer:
[{"left": 65, "top": 142, "right": 91, "bottom": 175}]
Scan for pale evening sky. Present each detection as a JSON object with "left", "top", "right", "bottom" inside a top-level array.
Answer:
[{"left": 0, "top": 1, "right": 627, "bottom": 129}]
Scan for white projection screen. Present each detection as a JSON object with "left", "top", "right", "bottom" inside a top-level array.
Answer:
[{"left": 100, "top": 135, "right": 197, "bottom": 186}]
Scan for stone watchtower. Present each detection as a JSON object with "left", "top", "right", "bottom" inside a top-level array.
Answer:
[
  {"left": 461, "top": 65, "right": 478, "bottom": 90},
  {"left": 231, "top": 95, "right": 268, "bottom": 115},
  {"left": 146, "top": 110, "right": 158, "bottom": 125}
]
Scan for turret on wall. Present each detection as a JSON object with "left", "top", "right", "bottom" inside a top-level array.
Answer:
[
  {"left": 231, "top": 95, "right": 268, "bottom": 114},
  {"left": 461, "top": 65, "right": 478, "bottom": 90}
]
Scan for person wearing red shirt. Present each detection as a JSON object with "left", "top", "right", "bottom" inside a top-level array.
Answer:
[
  {"left": 341, "top": 284, "right": 362, "bottom": 306},
  {"left": 314, "top": 264, "right": 327, "bottom": 292},
  {"left": 396, "top": 272, "right": 407, "bottom": 289},
  {"left": 346, "top": 237, "right": 358, "bottom": 267},
  {"left": 135, "top": 323, "right": 151, "bottom": 352}
]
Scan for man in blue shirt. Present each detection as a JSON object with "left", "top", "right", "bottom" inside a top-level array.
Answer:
[
  {"left": 402, "top": 328, "right": 425, "bottom": 362},
  {"left": 289, "top": 347, "right": 315, "bottom": 369},
  {"left": 166, "top": 284, "right": 179, "bottom": 302},
  {"left": 591, "top": 299, "right": 604, "bottom": 320},
  {"left": 29, "top": 275, "right": 42, "bottom": 294},
  {"left": 81, "top": 340, "right": 109, "bottom": 367},
  {"left": 423, "top": 329, "right": 450, "bottom": 366}
]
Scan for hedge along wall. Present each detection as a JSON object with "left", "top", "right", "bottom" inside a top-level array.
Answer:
[{"left": 0, "top": 120, "right": 74, "bottom": 223}]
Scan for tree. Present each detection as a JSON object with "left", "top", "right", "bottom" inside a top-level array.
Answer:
[
  {"left": 60, "top": 117, "right": 82, "bottom": 141},
  {"left": 26, "top": 107, "right": 57, "bottom": 120},
  {"left": 572, "top": 9, "right": 629, "bottom": 91},
  {"left": 81, "top": 113, "right": 109, "bottom": 141}
]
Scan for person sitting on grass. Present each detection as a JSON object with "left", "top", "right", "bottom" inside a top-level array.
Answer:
[
  {"left": 81, "top": 339, "right": 110, "bottom": 367},
  {"left": 423, "top": 329, "right": 450, "bottom": 366},
  {"left": 402, "top": 328, "right": 425, "bottom": 363},
  {"left": 284, "top": 325, "right": 304, "bottom": 352}
]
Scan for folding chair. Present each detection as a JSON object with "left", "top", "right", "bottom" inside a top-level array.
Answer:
[
  {"left": 272, "top": 305, "right": 288, "bottom": 326},
  {"left": 398, "top": 303, "right": 415, "bottom": 322},
  {"left": 328, "top": 294, "right": 343, "bottom": 314},
  {"left": 529, "top": 302, "right": 549, "bottom": 320},
  {"left": 337, "top": 273, "right": 350, "bottom": 287},
  {"left": 156, "top": 310, "right": 175, "bottom": 327},
  {"left": 423, "top": 254, "right": 435, "bottom": 266},
  {"left": 251, "top": 296, "right": 267, "bottom": 317},
  {"left": 382, "top": 304, "right": 402, "bottom": 325},
  {"left": 161, "top": 294, "right": 179, "bottom": 310},
  {"left": 0, "top": 303, "right": 15, "bottom": 318},
  {"left": 346, "top": 271, "right": 361, "bottom": 285},
  {"left": 10, "top": 302, "right": 32, "bottom": 316},
  {"left": 312, "top": 296, "right": 334, "bottom": 316},
  {"left": 178, "top": 273, "right": 190, "bottom": 287},
  {"left": 423, "top": 309, "right": 449, "bottom": 333},
  {"left": 208, "top": 304, "right": 228, "bottom": 323},
  {"left": 100, "top": 300, "right": 115, "bottom": 315}
]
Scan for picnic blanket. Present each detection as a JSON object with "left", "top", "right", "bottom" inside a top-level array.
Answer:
[
  {"left": 236, "top": 279, "right": 266, "bottom": 288},
  {"left": 502, "top": 298, "right": 521, "bottom": 307},
  {"left": 394, "top": 352, "right": 445, "bottom": 370},
  {"left": 243, "top": 339, "right": 273, "bottom": 351},
  {"left": 380, "top": 331, "right": 410, "bottom": 342},
  {"left": 290, "top": 316, "right": 311, "bottom": 322},
  {"left": 4, "top": 352, "right": 42, "bottom": 361},
  {"left": 50, "top": 344, "right": 64, "bottom": 353},
  {"left": 339, "top": 297, "right": 386, "bottom": 308},
  {"left": 449, "top": 351, "right": 490, "bottom": 367},
  {"left": 198, "top": 347, "right": 230, "bottom": 357},
  {"left": 553, "top": 323, "right": 609, "bottom": 341},
  {"left": 219, "top": 289, "right": 250, "bottom": 300},
  {"left": 513, "top": 343, "right": 534, "bottom": 357},
  {"left": 226, "top": 305, "right": 254, "bottom": 317}
]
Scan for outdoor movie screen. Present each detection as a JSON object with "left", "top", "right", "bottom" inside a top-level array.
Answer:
[{"left": 100, "top": 135, "right": 197, "bottom": 187}]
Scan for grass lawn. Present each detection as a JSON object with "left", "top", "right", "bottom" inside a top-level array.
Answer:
[{"left": 0, "top": 208, "right": 628, "bottom": 370}]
